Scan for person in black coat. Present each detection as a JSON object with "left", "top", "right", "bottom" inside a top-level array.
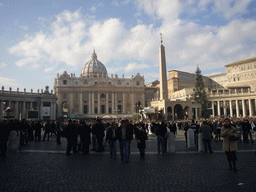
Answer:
[
  {"left": 106, "top": 122, "right": 118, "bottom": 159},
  {"left": 155, "top": 121, "right": 167, "bottom": 154},
  {"left": 135, "top": 123, "right": 147, "bottom": 159},
  {"left": 0, "top": 120, "right": 11, "bottom": 157},
  {"left": 116, "top": 119, "right": 133, "bottom": 162},
  {"left": 42, "top": 120, "right": 50, "bottom": 141},
  {"left": 64, "top": 120, "right": 78, "bottom": 155},
  {"left": 78, "top": 121, "right": 91, "bottom": 155},
  {"left": 94, "top": 119, "right": 105, "bottom": 152},
  {"left": 34, "top": 121, "right": 42, "bottom": 142},
  {"left": 242, "top": 119, "right": 252, "bottom": 143}
]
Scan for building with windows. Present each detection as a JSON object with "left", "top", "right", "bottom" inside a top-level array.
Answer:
[
  {"left": 148, "top": 56, "right": 256, "bottom": 119},
  {"left": 0, "top": 86, "right": 57, "bottom": 121},
  {"left": 54, "top": 50, "right": 145, "bottom": 119}
]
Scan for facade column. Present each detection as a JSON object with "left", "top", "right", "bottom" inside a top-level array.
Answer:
[
  {"left": 30, "top": 102, "right": 32, "bottom": 110},
  {"left": 217, "top": 101, "right": 220, "bottom": 116},
  {"left": 112, "top": 92, "right": 114, "bottom": 114},
  {"left": 212, "top": 101, "right": 215, "bottom": 117},
  {"left": 142, "top": 92, "right": 145, "bottom": 108},
  {"left": 195, "top": 108, "right": 198, "bottom": 120},
  {"left": 122, "top": 92, "right": 125, "bottom": 113},
  {"left": 242, "top": 99, "right": 246, "bottom": 117},
  {"left": 15, "top": 101, "right": 19, "bottom": 119},
  {"left": 91, "top": 93, "right": 95, "bottom": 114},
  {"left": 98, "top": 93, "right": 101, "bottom": 114},
  {"left": 230, "top": 100, "right": 233, "bottom": 117},
  {"left": 131, "top": 92, "right": 135, "bottom": 113},
  {"left": 69, "top": 93, "right": 73, "bottom": 117},
  {"left": 115, "top": 92, "right": 118, "bottom": 113},
  {"left": 249, "top": 99, "right": 252, "bottom": 117},
  {"left": 79, "top": 93, "right": 83, "bottom": 113},
  {"left": 88, "top": 92, "right": 91, "bottom": 114},
  {"left": 106, "top": 92, "right": 109, "bottom": 114},
  {"left": 223, "top": 100, "right": 227, "bottom": 117},
  {"left": 236, "top": 100, "right": 239, "bottom": 117}
]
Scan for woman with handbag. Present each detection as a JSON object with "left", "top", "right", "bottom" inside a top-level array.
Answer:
[{"left": 221, "top": 118, "right": 239, "bottom": 171}]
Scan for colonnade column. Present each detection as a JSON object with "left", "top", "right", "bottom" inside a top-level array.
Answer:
[
  {"left": 236, "top": 100, "right": 239, "bottom": 117},
  {"left": 212, "top": 101, "right": 215, "bottom": 117},
  {"left": 122, "top": 92, "right": 125, "bottom": 113},
  {"left": 230, "top": 100, "right": 233, "bottom": 117},
  {"left": 98, "top": 93, "right": 101, "bottom": 114},
  {"left": 217, "top": 101, "right": 220, "bottom": 116},
  {"left": 88, "top": 92, "right": 91, "bottom": 114},
  {"left": 30, "top": 102, "right": 32, "bottom": 110},
  {"left": 112, "top": 92, "right": 115, "bottom": 114},
  {"left": 249, "top": 99, "right": 252, "bottom": 117},
  {"left": 223, "top": 101, "right": 227, "bottom": 117},
  {"left": 242, "top": 99, "right": 246, "bottom": 117},
  {"left": 106, "top": 92, "right": 109, "bottom": 114},
  {"left": 22, "top": 101, "right": 26, "bottom": 119},
  {"left": 14, "top": 101, "right": 18, "bottom": 119},
  {"left": 195, "top": 108, "right": 198, "bottom": 120}
]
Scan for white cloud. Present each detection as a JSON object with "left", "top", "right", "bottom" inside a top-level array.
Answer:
[
  {"left": 44, "top": 67, "right": 55, "bottom": 73},
  {"left": 213, "top": 0, "right": 252, "bottom": 19},
  {"left": 136, "top": 0, "right": 182, "bottom": 22},
  {"left": 0, "top": 63, "right": 7, "bottom": 68},
  {"left": 125, "top": 62, "right": 150, "bottom": 72},
  {"left": 8, "top": 4, "right": 256, "bottom": 83}
]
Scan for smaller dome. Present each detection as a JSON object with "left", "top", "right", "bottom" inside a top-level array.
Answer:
[{"left": 81, "top": 50, "right": 108, "bottom": 78}]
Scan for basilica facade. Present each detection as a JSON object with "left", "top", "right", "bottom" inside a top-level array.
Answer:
[{"left": 54, "top": 50, "right": 145, "bottom": 119}]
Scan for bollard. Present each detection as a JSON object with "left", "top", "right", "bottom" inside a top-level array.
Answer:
[
  {"left": 8, "top": 130, "right": 19, "bottom": 151},
  {"left": 198, "top": 133, "right": 204, "bottom": 152},
  {"left": 187, "top": 128, "right": 195, "bottom": 149},
  {"left": 166, "top": 132, "right": 175, "bottom": 153}
]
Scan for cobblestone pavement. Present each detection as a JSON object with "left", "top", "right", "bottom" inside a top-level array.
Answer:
[{"left": 1, "top": 131, "right": 256, "bottom": 191}]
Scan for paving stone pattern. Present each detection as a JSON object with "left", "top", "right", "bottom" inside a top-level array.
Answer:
[{"left": 1, "top": 131, "right": 256, "bottom": 191}]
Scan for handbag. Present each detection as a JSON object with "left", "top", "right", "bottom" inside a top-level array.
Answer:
[{"left": 229, "top": 136, "right": 239, "bottom": 141}]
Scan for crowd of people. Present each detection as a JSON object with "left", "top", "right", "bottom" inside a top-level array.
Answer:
[{"left": 0, "top": 117, "right": 256, "bottom": 168}]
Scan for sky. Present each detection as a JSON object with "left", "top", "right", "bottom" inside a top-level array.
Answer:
[{"left": 1, "top": 0, "right": 256, "bottom": 92}]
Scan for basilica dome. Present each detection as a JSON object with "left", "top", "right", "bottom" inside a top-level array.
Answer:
[{"left": 81, "top": 50, "right": 108, "bottom": 78}]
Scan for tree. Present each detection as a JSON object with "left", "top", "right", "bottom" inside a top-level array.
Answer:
[{"left": 193, "top": 66, "right": 209, "bottom": 118}]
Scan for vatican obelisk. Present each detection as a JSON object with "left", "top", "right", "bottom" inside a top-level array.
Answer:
[{"left": 159, "top": 33, "right": 168, "bottom": 100}]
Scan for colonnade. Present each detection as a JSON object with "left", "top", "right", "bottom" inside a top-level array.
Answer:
[
  {"left": 0, "top": 100, "right": 56, "bottom": 121},
  {"left": 210, "top": 98, "right": 256, "bottom": 117}
]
